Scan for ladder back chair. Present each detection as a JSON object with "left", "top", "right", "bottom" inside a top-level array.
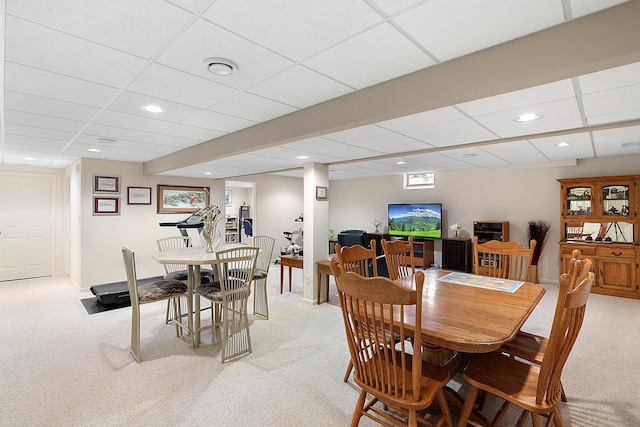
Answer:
[
  {"left": 473, "top": 236, "right": 536, "bottom": 281},
  {"left": 381, "top": 237, "right": 415, "bottom": 281},
  {"left": 250, "top": 235, "right": 276, "bottom": 319},
  {"left": 335, "top": 240, "right": 379, "bottom": 381},
  {"left": 195, "top": 246, "right": 259, "bottom": 362},
  {"left": 331, "top": 261, "right": 453, "bottom": 427},
  {"left": 458, "top": 272, "right": 595, "bottom": 427},
  {"left": 121, "top": 247, "right": 189, "bottom": 363}
]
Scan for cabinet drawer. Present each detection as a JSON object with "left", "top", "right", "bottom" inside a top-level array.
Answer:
[
  {"left": 596, "top": 247, "right": 638, "bottom": 259},
  {"left": 561, "top": 245, "right": 596, "bottom": 257}
]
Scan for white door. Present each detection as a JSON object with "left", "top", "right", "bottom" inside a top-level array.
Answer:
[{"left": 0, "top": 173, "right": 55, "bottom": 281}]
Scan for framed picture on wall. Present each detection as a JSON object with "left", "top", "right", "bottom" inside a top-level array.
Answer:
[
  {"left": 157, "top": 185, "right": 210, "bottom": 214},
  {"left": 225, "top": 190, "right": 232, "bottom": 207},
  {"left": 93, "top": 175, "right": 120, "bottom": 193},
  {"left": 93, "top": 197, "right": 120, "bottom": 215},
  {"left": 127, "top": 187, "right": 152, "bottom": 205},
  {"left": 316, "top": 186, "right": 328, "bottom": 200}
]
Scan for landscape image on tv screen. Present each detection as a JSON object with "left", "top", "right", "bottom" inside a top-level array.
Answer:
[{"left": 388, "top": 203, "right": 442, "bottom": 239}]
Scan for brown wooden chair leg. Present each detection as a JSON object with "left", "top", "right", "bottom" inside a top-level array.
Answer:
[{"left": 343, "top": 360, "right": 353, "bottom": 382}]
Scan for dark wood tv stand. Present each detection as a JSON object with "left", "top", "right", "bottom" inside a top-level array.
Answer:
[{"left": 388, "top": 236, "right": 435, "bottom": 269}]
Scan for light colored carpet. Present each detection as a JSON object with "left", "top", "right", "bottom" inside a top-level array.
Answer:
[{"left": 1, "top": 266, "right": 639, "bottom": 426}]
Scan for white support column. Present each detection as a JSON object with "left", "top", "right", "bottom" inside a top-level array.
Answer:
[{"left": 302, "top": 163, "right": 329, "bottom": 303}]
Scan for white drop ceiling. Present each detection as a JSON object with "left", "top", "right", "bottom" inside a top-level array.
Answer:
[{"left": 2, "top": 0, "right": 640, "bottom": 181}]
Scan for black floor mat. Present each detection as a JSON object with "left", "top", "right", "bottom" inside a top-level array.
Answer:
[{"left": 81, "top": 297, "right": 128, "bottom": 314}]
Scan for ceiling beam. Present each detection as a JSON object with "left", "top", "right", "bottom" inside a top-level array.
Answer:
[{"left": 144, "top": 1, "right": 640, "bottom": 175}]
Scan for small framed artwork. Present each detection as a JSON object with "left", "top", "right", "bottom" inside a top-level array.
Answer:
[
  {"left": 157, "top": 185, "right": 210, "bottom": 214},
  {"left": 403, "top": 172, "right": 435, "bottom": 189},
  {"left": 93, "top": 175, "right": 120, "bottom": 193},
  {"left": 225, "top": 190, "right": 232, "bottom": 207},
  {"left": 316, "top": 186, "right": 328, "bottom": 200},
  {"left": 127, "top": 187, "right": 152, "bottom": 205},
  {"left": 93, "top": 197, "right": 120, "bottom": 215}
]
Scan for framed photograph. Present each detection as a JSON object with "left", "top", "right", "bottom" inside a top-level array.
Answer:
[
  {"left": 225, "top": 190, "right": 232, "bottom": 207},
  {"left": 157, "top": 185, "right": 210, "bottom": 214},
  {"left": 127, "top": 187, "right": 152, "bottom": 205},
  {"left": 93, "top": 197, "right": 120, "bottom": 215},
  {"left": 403, "top": 172, "right": 435, "bottom": 189},
  {"left": 316, "top": 186, "right": 328, "bottom": 200},
  {"left": 93, "top": 175, "right": 120, "bottom": 193}
]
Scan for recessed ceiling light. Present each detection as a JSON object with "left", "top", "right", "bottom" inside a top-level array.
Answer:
[
  {"left": 141, "top": 105, "right": 164, "bottom": 113},
  {"left": 204, "top": 172, "right": 212, "bottom": 175},
  {"left": 396, "top": 161, "right": 406, "bottom": 165},
  {"left": 622, "top": 141, "right": 640, "bottom": 147},
  {"left": 24, "top": 157, "right": 35, "bottom": 161},
  {"left": 88, "top": 148, "right": 101, "bottom": 153},
  {"left": 295, "top": 155, "right": 309, "bottom": 160},
  {"left": 97, "top": 138, "right": 116, "bottom": 144},
  {"left": 555, "top": 142, "right": 571, "bottom": 147},
  {"left": 203, "top": 57, "right": 238, "bottom": 76},
  {"left": 515, "top": 113, "right": 541, "bottom": 122}
]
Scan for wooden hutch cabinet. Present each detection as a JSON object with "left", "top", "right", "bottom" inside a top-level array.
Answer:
[{"left": 558, "top": 175, "right": 640, "bottom": 299}]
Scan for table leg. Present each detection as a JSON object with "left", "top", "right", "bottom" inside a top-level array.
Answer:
[
  {"left": 288, "top": 266, "right": 292, "bottom": 292},
  {"left": 186, "top": 265, "right": 195, "bottom": 348},
  {"left": 194, "top": 265, "right": 201, "bottom": 348},
  {"left": 317, "top": 270, "right": 322, "bottom": 305},
  {"left": 325, "top": 274, "right": 329, "bottom": 302},
  {"left": 280, "top": 262, "right": 284, "bottom": 294}
]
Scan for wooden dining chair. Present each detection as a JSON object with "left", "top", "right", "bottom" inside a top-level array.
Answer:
[
  {"left": 335, "top": 240, "right": 378, "bottom": 381},
  {"left": 459, "top": 271, "right": 594, "bottom": 427},
  {"left": 121, "top": 247, "right": 189, "bottom": 363},
  {"left": 473, "top": 236, "right": 536, "bottom": 281},
  {"left": 336, "top": 239, "right": 378, "bottom": 277},
  {"left": 381, "top": 237, "right": 415, "bottom": 281},
  {"left": 195, "top": 246, "right": 259, "bottom": 362},
  {"left": 250, "top": 235, "right": 275, "bottom": 319},
  {"left": 331, "top": 261, "right": 453, "bottom": 427},
  {"left": 498, "top": 255, "right": 592, "bottom": 403},
  {"left": 156, "top": 236, "right": 214, "bottom": 329}
]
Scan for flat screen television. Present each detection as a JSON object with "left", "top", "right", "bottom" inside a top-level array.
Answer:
[{"left": 388, "top": 203, "right": 442, "bottom": 239}]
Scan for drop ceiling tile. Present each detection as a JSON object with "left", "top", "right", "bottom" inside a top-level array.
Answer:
[
  {"left": 346, "top": 133, "right": 432, "bottom": 153},
  {"left": 472, "top": 98, "right": 584, "bottom": 138},
  {"left": 4, "top": 91, "right": 100, "bottom": 122},
  {"left": 368, "top": 0, "right": 427, "bottom": 16},
  {"left": 247, "top": 66, "right": 352, "bottom": 109},
  {"left": 93, "top": 110, "right": 173, "bottom": 133},
  {"left": 3, "top": 134, "right": 70, "bottom": 150},
  {"left": 582, "top": 84, "right": 640, "bottom": 125},
  {"left": 283, "top": 137, "right": 383, "bottom": 160},
  {"left": 408, "top": 152, "right": 478, "bottom": 170},
  {"left": 203, "top": 0, "right": 382, "bottom": 61},
  {"left": 323, "top": 125, "right": 390, "bottom": 142},
  {"left": 3, "top": 141, "right": 67, "bottom": 154},
  {"left": 377, "top": 107, "right": 466, "bottom": 132},
  {"left": 592, "top": 125, "right": 640, "bottom": 156},
  {"left": 128, "top": 64, "right": 238, "bottom": 109},
  {"left": 400, "top": 118, "right": 496, "bottom": 146},
  {"left": 125, "top": 142, "right": 181, "bottom": 155},
  {"left": 156, "top": 19, "right": 294, "bottom": 91},
  {"left": 141, "top": 134, "right": 201, "bottom": 149},
  {"left": 181, "top": 111, "right": 256, "bottom": 133},
  {"left": 479, "top": 141, "right": 548, "bottom": 164},
  {"left": 442, "top": 146, "right": 510, "bottom": 167},
  {"left": 456, "top": 80, "right": 576, "bottom": 116},
  {"left": 4, "top": 110, "right": 85, "bottom": 133},
  {"left": 304, "top": 23, "right": 435, "bottom": 89},
  {"left": 393, "top": 0, "right": 564, "bottom": 62},
  {"left": 108, "top": 91, "right": 202, "bottom": 123},
  {"left": 166, "top": 0, "right": 212, "bottom": 13},
  {"left": 5, "top": 63, "right": 119, "bottom": 108},
  {"left": 7, "top": 0, "right": 194, "bottom": 58},
  {"left": 530, "top": 133, "right": 595, "bottom": 160},
  {"left": 208, "top": 92, "right": 297, "bottom": 122},
  {"left": 569, "top": 0, "right": 629, "bottom": 18},
  {"left": 4, "top": 123, "right": 76, "bottom": 142},
  {"left": 578, "top": 61, "right": 640, "bottom": 94},
  {"left": 6, "top": 16, "right": 147, "bottom": 88},
  {"left": 158, "top": 124, "right": 225, "bottom": 142},
  {"left": 82, "top": 124, "right": 154, "bottom": 142}
]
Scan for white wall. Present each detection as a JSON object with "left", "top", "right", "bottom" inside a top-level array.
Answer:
[{"left": 329, "top": 154, "right": 640, "bottom": 284}]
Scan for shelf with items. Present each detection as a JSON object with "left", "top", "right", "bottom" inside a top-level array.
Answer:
[
  {"left": 225, "top": 215, "right": 239, "bottom": 243},
  {"left": 473, "top": 221, "right": 509, "bottom": 244},
  {"left": 558, "top": 175, "right": 640, "bottom": 299},
  {"left": 442, "top": 238, "right": 472, "bottom": 272}
]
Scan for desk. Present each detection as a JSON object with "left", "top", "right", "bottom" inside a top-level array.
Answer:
[
  {"left": 152, "top": 245, "right": 241, "bottom": 348},
  {"left": 280, "top": 255, "right": 302, "bottom": 293},
  {"left": 316, "top": 260, "right": 332, "bottom": 304}
]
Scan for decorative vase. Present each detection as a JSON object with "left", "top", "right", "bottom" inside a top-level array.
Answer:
[
  {"left": 201, "top": 228, "right": 222, "bottom": 253},
  {"left": 454, "top": 230, "right": 459, "bottom": 238}
]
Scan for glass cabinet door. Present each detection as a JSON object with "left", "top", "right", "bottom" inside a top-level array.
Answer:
[
  {"left": 601, "top": 184, "right": 630, "bottom": 217},
  {"left": 565, "top": 186, "right": 592, "bottom": 216}
]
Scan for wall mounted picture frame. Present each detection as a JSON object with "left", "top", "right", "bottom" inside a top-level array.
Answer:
[
  {"left": 93, "top": 175, "right": 120, "bottom": 193},
  {"left": 403, "top": 172, "right": 435, "bottom": 189},
  {"left": 93, "top": 196, "right": 120, "bottom": 215},
  {"left": 225, "top": 190, "right": 232, "bottom": 207},
  {"left": 316, "top": 186, "right": 328, "bottom": 200},
  {"left": 157, "top": 185, "right": 210, "bottom": 214},
  {"left": 127, "top": 187, "right": 152, "bottom": 205}
]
